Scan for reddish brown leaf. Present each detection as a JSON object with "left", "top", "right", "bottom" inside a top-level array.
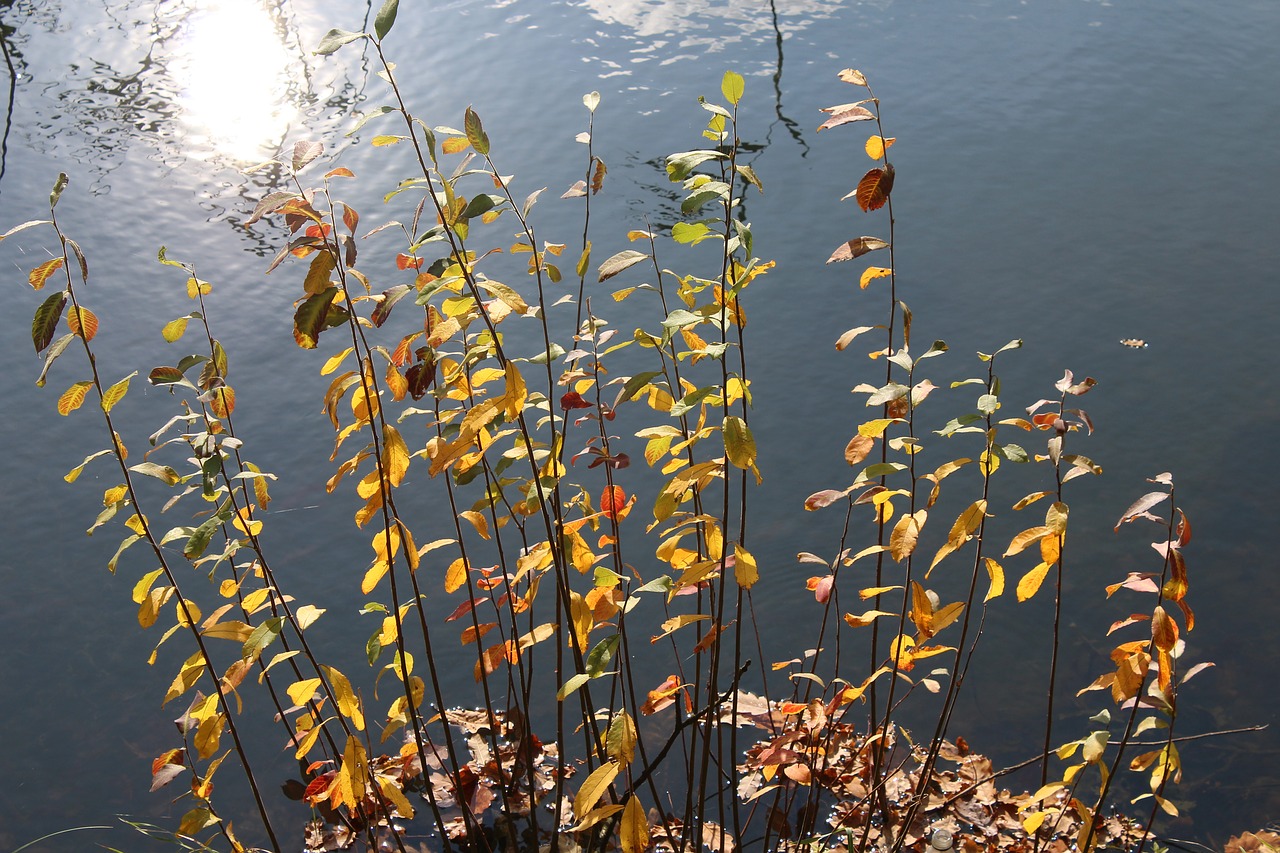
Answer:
[
  {"left": 561, "top": 390, "right": 592, "bottom": 410},
  {"left": 854, "top": 164, "right": 895, "bottom": 212}
]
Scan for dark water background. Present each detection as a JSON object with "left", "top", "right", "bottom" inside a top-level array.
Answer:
[{"left": 1, "top": 0, "right": 1278, "bottom": 850}]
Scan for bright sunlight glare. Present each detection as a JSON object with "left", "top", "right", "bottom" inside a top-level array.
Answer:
[{"left": 177, "top": 0, "right": 296, "bottom": 163}]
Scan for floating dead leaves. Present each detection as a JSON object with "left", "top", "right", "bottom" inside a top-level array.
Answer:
[
  {"left": 728, "top": 694, "right": 1150, "bottom": 853},
  {"left": 1120, "top": 338, "right": 1149, "bottom": 349}
]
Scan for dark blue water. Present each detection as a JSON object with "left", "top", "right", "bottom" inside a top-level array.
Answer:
[{"left": 2, "top": 0, "right": 1278, "bottom": 850}]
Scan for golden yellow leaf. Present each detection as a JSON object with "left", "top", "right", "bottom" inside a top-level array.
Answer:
[
  {"left": 620, "top": 794, "right": 650, "bottom": 853},
  {"left": 865, "top": 135, "right": 896, "bottom": 160},
  {"left": 57, "top": 381, "right": 92, "bottom": 416},
  {"left": 382, "top": 424, "right": 410, "bottom": 487},
  {"left": 336, "top": 735, "right": 368, "bottom": 809},
  {"left": 28, "top": 257, "right": 64, "bottom": 290},
  {"left": 734, "top": 543, "right": 758, "bottom": 589},
  {"left": 322, "top": 347, "right": 353, "bottom": 376},
  {"left": 186, "top": 277, "right": 212, "bottom": 299},
  {"left": 860, "top": 266, "right": 893, "bottom": 289},
  {"left": 1016, "top": 562, "right": 1051, "bottom": 602},
  {"left": 573, "top": 760, "right": 619, "bottom": 820},
  {"left": 890, "top": 510, "right": 926, "bottom": 562},
  {"left": 983, "top": 557, "right": 1004, "bottom": 601},
  {"left": 288, "top": 678, "right": 323, "bottom": 706},
  {"left": 322, "top": 666, "right": 364, "bottom": 731},
  {"left": 445, "top": 557, "right": 467, "bottom": 594}
]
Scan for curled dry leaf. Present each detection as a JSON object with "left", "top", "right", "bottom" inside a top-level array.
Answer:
[
  {"left": 826, "top": 236, "right": 889, "bottom": 264},
  {"left": 817, "top": 102, "right": 876, "bottom": 132},
  {"left": 838, "top": 68, "right": 868, "bottom": 87}
]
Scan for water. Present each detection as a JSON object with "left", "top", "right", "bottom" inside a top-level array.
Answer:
[{"left": 1, "top": 0, "right": 1278, "bottom": 850}]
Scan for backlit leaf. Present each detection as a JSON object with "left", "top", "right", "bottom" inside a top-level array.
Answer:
[
  {"left": 1016, "top": 562, "right": 1051, "bottom": 602},
  {"left": 294, "top": 286, "right": 338, "bottom": 349},
  {"left": 890, "top": 510, "right": 926, "bottom": 562},
  {"left": 722, "top": 70, "right": 745, "bottom": 106},
  {"left": 723, "top": 416, "right": 756, "bottom": 469},
  {"left": 853, "top": 165, "right": 895, "bottom": 212},
  {"left": 844, "top": 434, "right": 875, "bottom": 465},
  {"left": 734, "top": 543, "right": 758, "bottom": 589},
  {"left": 32, "top": 290, "right": 67, "bottom": 353},
  {"left": 101, "top": 371, "right": 136, "bottom": 413},
  {"left": 1114, "top": 491, "right": 1168, "bottom": 531},
  {"left": 464, "top": 106, "right": 490, "bottom": 156},
  {"left": 383, "top": 424, "right": 410, "bottom": 487},
  {"left": 574, "top": 760, "right": 619, "bottom": 820},
  {"left": 865, "top": 135, "right": 896, "bottom": 160},
  {"left": 838, "top": 68, "right": 868, "bottom": 87},
  {"left": 601, "top": 485, "right": 626, "bottom": 521},
  {"left": 984, "top": 558, "right": 1004, "bottom": 601},
  {"left": 209, "top": 386, "right": 235, "bottom": 418},
  {"left": 826, "top": 236, "right": 888, "bottom": 264},
  {"left": 29, "top": 257, "right": 64, "bottom": 290},
  {"left": 620, "top": 794, "right": 650, "bottom": 853},
  {"left": 57, "top": 381, "right": 92, "bottom": 415}
]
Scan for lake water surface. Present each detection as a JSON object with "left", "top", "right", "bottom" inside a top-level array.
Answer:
[{"left": 1, "top": 1, "right": 1278, "bottom": 850}]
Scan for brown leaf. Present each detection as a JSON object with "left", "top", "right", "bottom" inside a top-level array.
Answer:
[
  {"left": 838, "top": 69, "right": 868, "bottom": 87},
  {"left": 817, "top": 102, "right": 876, "bottom": 131},
  {"left": 844, "top": 434, "right": 874, "bottom": 465},
  {"left": 854, "top": 164, "right": 895, "bottom": 212},
  {"left": 826, "top": 237, "right": 889, "bottom": 264}
]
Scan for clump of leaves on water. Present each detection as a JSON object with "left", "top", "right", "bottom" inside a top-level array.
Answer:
[{"left": 3, "top": 2, "right": 1227, "bottom": 852}]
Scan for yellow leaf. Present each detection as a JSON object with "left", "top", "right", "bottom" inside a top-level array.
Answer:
[
  {"left": 28, "top": 257, "right": 64, "bottom": 290},
  {"left": 288, "top": 678, "right": 323, "bottom": 706},
  {"left": 161, "top": 317, "right": 189, "bottom": 342},
  {"left": 1004, "top": 525, "right": 1050, "bottom": 558},
  {"left": 859, "top": 584, "right": 902, "bottom": 599},
  {"left": 382, "top": 424, "right": 410, "bottom": 487},
  {"left": 858, "top": 418, "right": 899, "bottom": 438},
  {"left": 101, "top": 372, "right": 136, "bottom": 413},
  {"left": 57, "top": 381, "right": 93, "bottom": 416},
  {"left": 620, "top": 794, "right": 650, "bottom": 853},
  {"left": 378, "top": 776, "right": 415, "bottom": 819},
  {"left": 322, "top": 666, "right": 364, "bottom": 731},
  {"left": 445, "top": 557, "right": 467, "bottom": 593},
  {"left": 983, "top": 557, "right": 1004, "bottom": 601},
  {"left": 890, "top": 509, "right": 926, "bottom": 562},
  {"left": 336, "top": 735, "right": 369, "bottom": 809},
  {"left": 573, "top": 760, "right": 619, "bottom": 820},
  {"left": 1016, "top": 562, "right": 1052, "bottom": 602},
  {"left": 294, "top": 722, "right": 323, "bottom": 760},
  {"left": 1046, "top": 501, "right": 1069, "bottom": 534},
  {"left": 459, "top": 510, "right": 491, "bottom": 540},
  {"left": 859, "top": 267, "right": 893, "bottom": 289},
  {"left": 322, "top": 347, "right": 353, "bottom": 376},
  {"left": 503, "top": 361, "right": 526, "bottom": 420},
  {"left": 605, "top": 712, "right": 638, "bottom": 767},
  {"left": 1022, "top": 811, "right": 1046, "bottom": 834},
  {"left": 441, "top": 136, "right": 470, "bottom": 154},
  {"left": 1039, "top": 533, "right": 1061, "bottom": 565},
  {"left": 865, "top": 135, "right": 896, "bottom": 160},
  {"left": 186, "top": 277, "right": 212, "bottom": 299},
  {"left": 734, "top": 543, "right": 758, "bottom": 589},
  {"left": 372, "top": 134, "right": 404, "bottom": 146}
]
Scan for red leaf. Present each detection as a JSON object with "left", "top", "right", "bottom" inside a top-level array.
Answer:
[
  {"left": 601, "top": 485, "right": 626, "bottom": 520},
  {"left": 561, "top": 390, "right": 592, "bottom": 410},
  {"left": 396, "top": 252, "right": 423, "bottom": 271},
  {"left": 807, "top": 575, "right": 834, "bottom": 603}
]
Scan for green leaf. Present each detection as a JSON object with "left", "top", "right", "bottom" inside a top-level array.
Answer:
[
  {"left": 242, "top": 617, "right": 286, "bottom": 664},
  {"left": 315, "top": 28, "right": 366, "bottom": 56},
  {"left": 148, "top": 366, "right": 191, "bottom": 387},
  {"left": 661, "top": 308, "right": 705, "bottom": 342},
  {"left": 374, "top": 0, "right": 398, "bottom": 40},
  {"left": 721, "top": 70, "right": 744, "bottom": 106},
  {"left": 294, "top": 286, "right": 338, "bottom": 349},
  {"left": 347, "top": 105, "right": 396, "bottom": 137},
  {"left": 669, "top": 386, "right": 716, "bottom": 418},
  {"left": 528, "top": 343, "right": 566, "bottom": 365},
  {"left": 557, "top": 672, "right": 591, "bottom": 701},
  {"left": 619, "top": 371, "right": 663, "bottom": 404},
  {"left": 464, "top": 106, "right": 490, "bottom": 156},
  {"left": 671, "top": 222, "right": 715, "bottom": 245},
  {"left": 183, "top": 515, "right": 222, "bottom": 560},
  {"left": 585, "top": 634, "right": 619, "bottom": 677},
  {"left": 666, "top": 150, "right": 724, "bottom": 182},
  {"left": 598, "top": 250, "right": 648, "bottom": 282},
  {"left": 32, "top": 290, "right": 68, "bottom": 354},
  {"left": 49, "top": 173, "right": 69, "bottom": 209}
]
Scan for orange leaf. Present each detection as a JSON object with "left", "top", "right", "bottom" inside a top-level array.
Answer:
[
  {"left": 29, "top": 257, "right": 64, "bottom": 290},
  {"left": 209, "top": 386, "right": 235, "bottom": 418},
  {"left": 67, "top": 305, "right": 98, "bottom": 341},
  {"left": 601, "top": 485, "right": 626, "bottom": 520},
  {"left": 853, "top": 165, "right": 895, "bottom": 212}
]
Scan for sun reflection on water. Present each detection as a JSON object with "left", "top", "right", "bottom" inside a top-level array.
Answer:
[{"left": 176, "top": 0, "right": 297, "bottom": 163}]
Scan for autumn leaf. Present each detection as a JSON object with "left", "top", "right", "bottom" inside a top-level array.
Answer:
[
  {"left": 859, "top": 267, "right": 892, "bottom": 289},
  {"left": 817, "top": 101, "right": 876, "bottom": 131},
  {"left": 826, "top": 236, "right": 889, "bottom": 264},
  {"left": 865, "top": 135, "right": 896, "bottom": 160},
  {"left": 29, "top": 257, "right": 64, "bottom": 290},
  {"left": 853, "top": 164, "right": 895, "bottom": 212},
  {"left": 601, "top": 485, "right": 626, "bottom": 521}
]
